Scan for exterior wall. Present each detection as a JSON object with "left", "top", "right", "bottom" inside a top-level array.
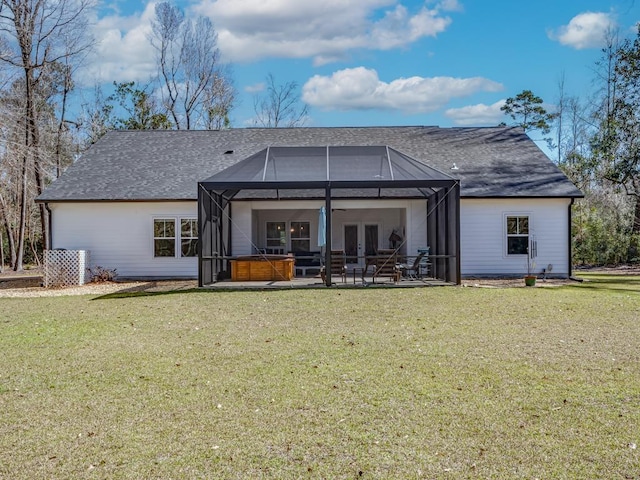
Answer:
[
  {"left": 407, "top": 200, "right": 428, "bottom": 254},
  {"left": 230, "top": 202, "right": 253, "bottom": 256},
  {"left": 50, "top": 197, "right": 573, "bottom": 279},
  {"left": 50, "top": 201, "right": 198, "bottom": 278},
  {"left": 460, "top": 198, "right": 572, "bottom": 277}
]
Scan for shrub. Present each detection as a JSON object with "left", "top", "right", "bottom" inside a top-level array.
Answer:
[{"left": 87, "top": 266, "right": 117, "bottom": 283}]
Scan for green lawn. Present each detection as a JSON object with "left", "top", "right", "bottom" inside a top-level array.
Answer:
[{"left": 1, "top": 275, "right": 639, "bottom": 479}]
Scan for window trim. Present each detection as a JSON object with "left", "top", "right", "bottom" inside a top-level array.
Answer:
[
  {"left": 153, "top": 218, "right": 177, "bottom": 258},
  {"left": 264, "top": 220, "right": 312, "bottom": 253},
  {"left": 504, "top": 213, "right": 531, "bottom": 257},
  {"left": 290, "top": 221, "right": 311, "bottom": 252},
  {"left": 180, "top": 218, "right": 198, "bottom": 258},
  {"left": 153, "top": 216, "right": 198, "bottom": 259},
  {"left": 265, "top": 221, "right": 287, "bottom": 253}
]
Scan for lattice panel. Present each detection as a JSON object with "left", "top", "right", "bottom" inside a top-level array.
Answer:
[{"left": 43, "top": 250, "right": 90, "bottom": 288}]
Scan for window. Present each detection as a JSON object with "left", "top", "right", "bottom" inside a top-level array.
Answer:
[
  {"left": 290, "top": 221, "right": 310, "bottom": 252},
  {"left": 506, "top": 216, "right": 529, "bottom": 255},
  {"left": 181, "top": 219, "right": 198, "bottom": 257},
  {"left": 266, "top": 222, "right": 286, "bottom": 249},
  {"left": 153, "top": 218, "right": 198, "bottom": 258},
  {"left": 154, "top": 219, "right": 176, "bottom": 257}
]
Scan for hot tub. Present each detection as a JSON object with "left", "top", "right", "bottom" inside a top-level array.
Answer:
[{"left": 230, "top": 255, "right": 295, "bottom": 281}]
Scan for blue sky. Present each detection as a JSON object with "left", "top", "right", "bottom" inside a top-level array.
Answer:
[{"left": 87, "top": 0, "right": 639, "bottom": 135}]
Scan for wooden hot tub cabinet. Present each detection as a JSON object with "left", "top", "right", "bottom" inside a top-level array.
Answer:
[{"left": 230, "top": 255, "right": 295, "bottom": 281}]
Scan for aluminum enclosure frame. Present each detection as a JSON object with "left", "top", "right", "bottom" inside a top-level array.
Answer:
[{"left": 198, "top": 146, "right": 461, "bottom": 287}]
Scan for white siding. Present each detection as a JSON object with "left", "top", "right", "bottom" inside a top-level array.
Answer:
[
  {"left": 51, "top": 197, "right": 573, "bottom": 279},
  {"left": 50, "top": 202, "right": 198, "bottom": 278},
  {"left": 460, "top": 198, "right": 571, "bottom": 277},
  {"left": 406, "top": 200, "right": 428, "bottom": 254},
  {"left": 230, "top": 202, "right": 253, "bottom": 256}
]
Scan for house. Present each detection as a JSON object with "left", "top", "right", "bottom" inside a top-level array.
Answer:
[{"left": 37, "top": 126, "right": 583, "bottom": 285}]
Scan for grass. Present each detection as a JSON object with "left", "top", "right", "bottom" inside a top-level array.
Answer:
[{"left": 1, "top": 274, "right": 639, "bottom": 479}]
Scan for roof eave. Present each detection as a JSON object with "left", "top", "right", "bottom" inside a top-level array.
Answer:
[{"left": 199, "top": 179, "right": 458, "bottom": 191}]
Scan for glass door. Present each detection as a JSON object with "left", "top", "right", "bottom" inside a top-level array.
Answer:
[
  {"left": 343, "top": 223, "right": 380, "bottom": 266},
  {"left": 344, "top": 224, "right": 358, "bottom": 265}
]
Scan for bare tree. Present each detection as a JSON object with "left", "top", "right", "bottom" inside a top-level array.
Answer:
[
  {"left": 555, "top": 73, "right": 566, "bottom": 164},
  {"left": 151, "top": 2, "right": 234, "bottom": 129},
  {"left": 253, "top": 73, "right": 309, "bottom": 128},
  {"left": 78, "top": 84, "right": 116, "bottom": 147},
  {"left": 108, "top": 81, "right": 173, "bottom": 130},
  {"left": 554, "top": 75, "right": 594, "bottom": 189},
  {"left": 0, "top": 0, "right": 95, "bottom": 270},
  {"left": 202, "top": 68, "right": 235, "bottom": 129}
]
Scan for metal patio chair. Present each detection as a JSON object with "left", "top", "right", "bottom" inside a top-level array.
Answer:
[{"left": 399, "top": 250, "right": 428, "bottom": 280}]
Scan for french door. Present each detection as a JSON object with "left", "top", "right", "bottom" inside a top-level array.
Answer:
[{"left": 343, "top": 223, "right": 380, "bottom": 266}]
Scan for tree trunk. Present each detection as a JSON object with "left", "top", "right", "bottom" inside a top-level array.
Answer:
[
  {"left": 26, "top": 68, "right": 50, "bottom": 252},
  {"left": 14, "top": 64, "right": 35, "bottom": 272},
  {"left": 14, "top": 153, "right": 28, "bottom": 272},
  {"left": 628, "top": 194, "right": 640, "bottom": 262},
  {"left": 0, "top": 192, "right": 17, "bottom": 270}
]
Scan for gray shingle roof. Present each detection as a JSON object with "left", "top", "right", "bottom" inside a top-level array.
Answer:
[{"left": 37, "top": 126, "right": 583, "bottom": 202}]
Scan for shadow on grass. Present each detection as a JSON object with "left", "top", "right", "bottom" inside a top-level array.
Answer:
[
  {"left": 564, "top": 274, "right": 640, "bottom": 294},
  {"left": 91, "top": 283, "right": 300, "bottom": 300},
  {"left": 91, "top": 274, "right": 639, "bottom": 300},
  {"left": 91, "top": 282, "right": 205, "bottom": 300}
]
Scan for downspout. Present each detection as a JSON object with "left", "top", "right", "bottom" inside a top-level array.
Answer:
[
  {"left": 222, "top": 201, "right": 232, "bottom": 278},
  {"left": 197, "top": 186, "right": 203, "bottom": 287},
  {"left": 324, "top": 185, "right": 332, "bottom": 287},
  {"left": 227, "top": 202, "right": 232, "bottom": 257},
  {"left": 45, "top": 203, "right": 53, "bottom": 249},
  {"left": 455, "top": 183, "right": 461, "bottom": 285},
  {"left": 568, "top": 198, "right": 574, "bottom": 278}
]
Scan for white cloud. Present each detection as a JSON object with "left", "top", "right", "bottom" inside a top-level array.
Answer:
[
  {"left": 82, "top": 3, "right": 158, "bottom": 86},
  {"left": 549, "top": 12, "right": 615, "bottom": 49},
  {"left": 302, "top": 67, "right": 503, "bottom": 114},
  {"left": 445, "top": 100, "right": 506, "bottom": 125},
  {"left": 80, "top": 1, "right": 461, "bottom": 87},
  {"left": 193, "top": 0, "right": 458, "bottom": 64},
  {"left": 244, "top": 82, "right": 265, "bottom": 93},
  {"left": 434, "top": 0, "right": 464, "bottom": 13}
]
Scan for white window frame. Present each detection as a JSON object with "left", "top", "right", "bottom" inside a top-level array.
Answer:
[
  {"left": 153, "top": 218, "right": 177, "bottom": 258},
  {"left": 290, "top": 221, "right": 311, "bottom": 252},
  {"left": 265, "top": 221, "right": 287, "bottom": 254},
  {"left": 180, "top": 218, "right": 198, "bottom": 258},
  {"left": 153, "top": 217, "right": 198, "bottom": 259},
  {"left": 504, "top": 213, "right": 531, "bottom": 257}
]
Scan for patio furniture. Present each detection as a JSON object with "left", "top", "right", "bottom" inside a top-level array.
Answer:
[
  {"left": 417, "top": 247, "right": 431, "bottom": 277},
  {"left": 292, "top": 251, "right": 322, "bottom": 276},
  {"left": 230, "top": 255, "right": 295, "bottom": 281},
  {"left": 399, "top": 250, "right": 428, "bottom": 279},
  {"left": 372, "top": 249, "right": 401, "bottom": 283},
  {"left": 320, "top": 250, "right": 347, "bottom": 283}
]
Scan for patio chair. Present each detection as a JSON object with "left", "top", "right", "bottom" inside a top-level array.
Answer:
[
  {"left": 399, "top": 250, "right": 427, "bottom": 279},
  {"left": 372, "top": 249, "right": 401, "bottom": 283},
  {"left": 417, "top": 247, "right": 431, "bottom": 277},
  {"left": 320, "top": 250, "right": 347, "bottom": 283}
]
